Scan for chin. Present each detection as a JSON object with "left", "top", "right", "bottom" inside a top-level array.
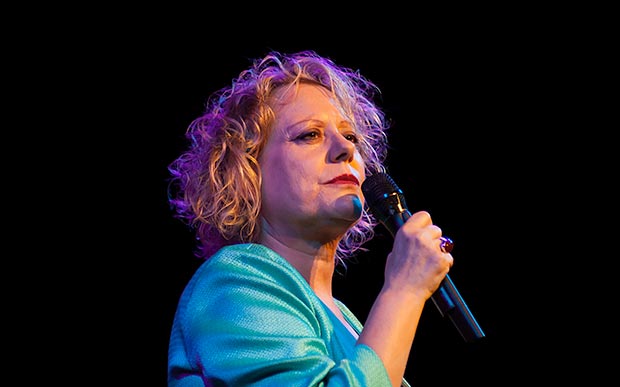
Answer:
[
  {"left": 350, "top": 195, "right": 363, "bottom": 219},
  {"left": 330, "top": 194, "right": 364, "bottom": 222}
]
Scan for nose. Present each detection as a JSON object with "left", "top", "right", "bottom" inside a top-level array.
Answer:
[{"left": 329, "top": 133, "right": 356, "bottom": 163}]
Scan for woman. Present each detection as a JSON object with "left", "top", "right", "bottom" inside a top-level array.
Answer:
[{"left": 167, "top": 50, "right": 453, "bottom": 387}]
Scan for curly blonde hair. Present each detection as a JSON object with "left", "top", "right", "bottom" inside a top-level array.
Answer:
[{"left": 168, "top": 50, "right": 390, "bottom": 265}]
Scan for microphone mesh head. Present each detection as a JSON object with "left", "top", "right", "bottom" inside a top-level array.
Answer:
[{"left": 361, "top": 173, "right": 408, "bottom": 221}]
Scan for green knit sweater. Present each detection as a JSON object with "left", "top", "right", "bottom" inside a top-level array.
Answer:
[{"left": 168, "top": 243, "right": 410, "bottom": 386}]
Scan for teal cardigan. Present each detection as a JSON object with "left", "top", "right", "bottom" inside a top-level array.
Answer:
[{"left": 168, "top": 243, "right": 411, "bottom": 386}]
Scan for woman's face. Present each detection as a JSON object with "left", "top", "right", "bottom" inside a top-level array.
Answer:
[{"left": 258, "top": 83, "right": 366, "bottom": 242}]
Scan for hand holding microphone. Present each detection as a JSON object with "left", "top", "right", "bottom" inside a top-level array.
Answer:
[{"left": 361, "top": 172, "right": 485, "bottom": 342}]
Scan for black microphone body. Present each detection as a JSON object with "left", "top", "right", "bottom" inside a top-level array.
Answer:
[{"left": 361, "top": 173, "right": 485, "bottom": 343}]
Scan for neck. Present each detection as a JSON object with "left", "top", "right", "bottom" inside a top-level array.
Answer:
[
  {"left": 259, "top": 228, "right": 359, "bottom": 339},
  {"left": 259, "top": 229, "right": 338, "bottom": 297}
]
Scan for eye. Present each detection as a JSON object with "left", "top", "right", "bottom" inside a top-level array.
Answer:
[
  {"left": 296, "top": 130, "right": 322, "bottom": 142},
  {"left": 344, "top": 133, "right": 359, "bottom": 144}
]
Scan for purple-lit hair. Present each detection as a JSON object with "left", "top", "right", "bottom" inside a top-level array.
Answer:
[{"left": 167, "top": 50, "right": 390, "bottom": 265}]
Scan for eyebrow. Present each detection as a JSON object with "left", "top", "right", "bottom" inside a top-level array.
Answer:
[{"left": 284, "top": 118, "right": 354, "bottom": 132}]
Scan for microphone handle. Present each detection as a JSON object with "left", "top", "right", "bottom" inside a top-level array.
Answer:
[{"left": 388, "top": 210, "right": 485, "bottom": 343}]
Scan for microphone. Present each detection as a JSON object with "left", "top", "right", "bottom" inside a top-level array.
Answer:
[{"left": 361, "top": 172, "right": 485, "bottom": 343}]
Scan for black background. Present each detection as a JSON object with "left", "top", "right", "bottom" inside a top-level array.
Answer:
[{"left": 28, "top": 9, "right": 612, "bottom": 386}]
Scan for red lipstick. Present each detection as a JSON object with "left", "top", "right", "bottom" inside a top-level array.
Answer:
[{"left": 326, "top": 174, "right": 360, "bottom": 185}]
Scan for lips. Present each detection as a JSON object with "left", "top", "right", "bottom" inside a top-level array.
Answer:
[{"left": 326, "top": 174, "right": 360, "bottom": 185}]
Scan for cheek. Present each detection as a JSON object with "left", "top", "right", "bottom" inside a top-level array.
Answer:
[
  {"left": 260, "top": 154, "right": 296, "bottom": 200},
  {"left": 262, "top": 154, "right": 293, "bottom": 186},
  {"left": 261, "top": 156, "right": 314, "bottom": 210},
  {"left": 262, "top": 148, "right": 311, "bottom": 184}
]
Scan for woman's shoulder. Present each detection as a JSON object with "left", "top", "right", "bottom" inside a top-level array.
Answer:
[
  {"left": 177, "top": 243, "right": 322, "bottom": 323},
  {"left": 187, "top": 243, "right": 311, "bottom": 296},
  {"left": 201, "top": 243, "right": 293, "bottom": 273}
]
